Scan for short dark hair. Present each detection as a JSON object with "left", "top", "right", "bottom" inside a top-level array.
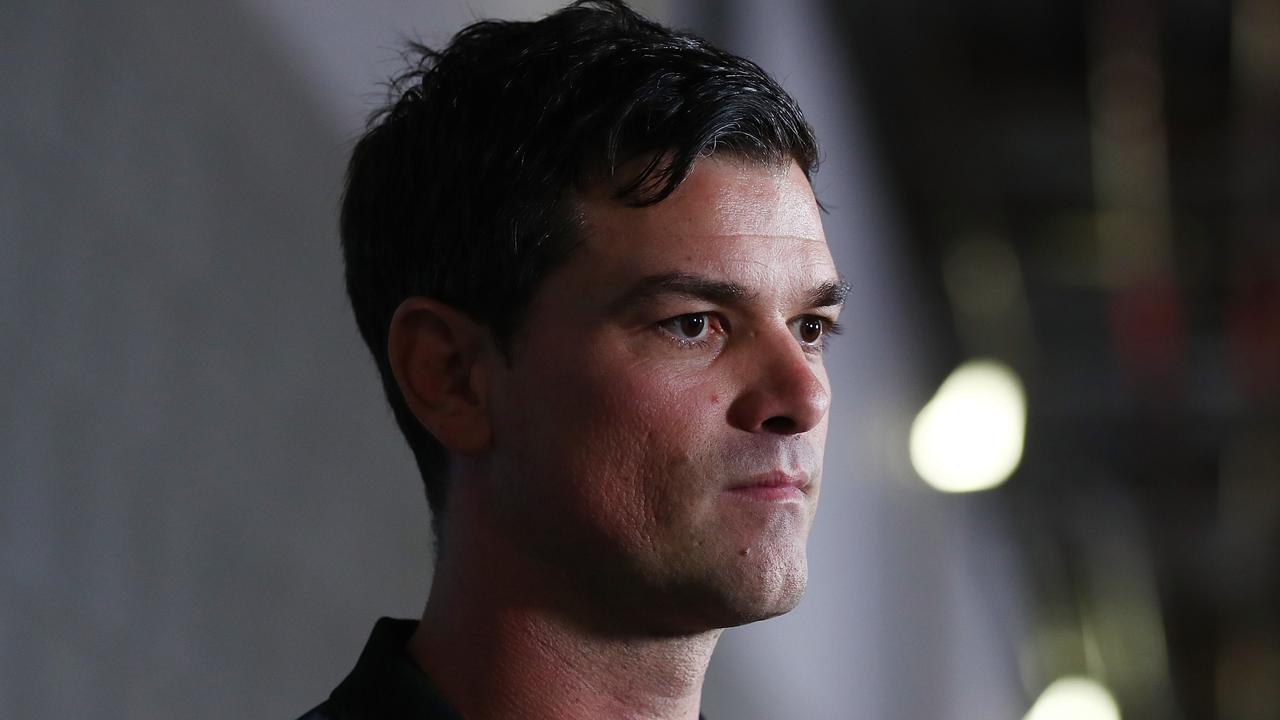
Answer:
[{"left": 340, "top": 0, "right": 819, "bottom": 529}]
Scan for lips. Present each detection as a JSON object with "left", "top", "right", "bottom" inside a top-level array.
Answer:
[{"left": 726, "top": 471, "right": 810, "bottom": 501}]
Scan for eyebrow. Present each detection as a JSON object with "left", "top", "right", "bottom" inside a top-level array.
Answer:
[
  {"left": 609, "top": 271, "right": 850, "bottom": 314},
  {"left": 808, "top": 278, "right": 852, "bottom": 309}
]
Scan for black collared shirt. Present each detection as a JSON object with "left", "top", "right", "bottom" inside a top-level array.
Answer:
[
  {"left": 297, "top": 618, "right": 462, "bottom": 720},
  {"left": 297, "top": 617, "right": 708, "bottom": 720}
]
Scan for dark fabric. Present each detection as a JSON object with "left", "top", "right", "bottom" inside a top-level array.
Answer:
[
  {"left": 297, "top": 616, "right": 707, "bottom": 719},
  {"left": 297, "top": 617, "right": 462, "bottom": 720}
]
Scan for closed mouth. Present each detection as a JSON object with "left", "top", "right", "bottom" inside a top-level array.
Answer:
[{"left": 726, "top": 471, "right": 810, "bottom": 500}]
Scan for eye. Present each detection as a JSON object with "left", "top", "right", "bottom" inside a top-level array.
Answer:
[
  {"left": 790, "top": 315, "right": 839, "bottom": 346},
  {"left": 657, "top": 313, "right": 717, "bottom": 344}
]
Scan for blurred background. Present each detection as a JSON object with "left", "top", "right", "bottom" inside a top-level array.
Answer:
[{"left": 2, "top": 0, "right": 1276, "bottom": 718}]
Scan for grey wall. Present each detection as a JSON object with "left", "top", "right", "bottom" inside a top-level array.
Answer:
[
  {"left": 2, "top": 2, "right": 430, "bottom": 717},
  {"left": 1, "top": 2, "right": 1022, "bottom": 718}
]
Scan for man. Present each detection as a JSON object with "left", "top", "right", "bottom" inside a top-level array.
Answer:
[{"left": 302, "top": 1, "right": 846, "bottom": 718}]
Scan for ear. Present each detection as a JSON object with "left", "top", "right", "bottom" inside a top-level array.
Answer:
[{"left": 387, "top": 298, "right": 493, "bottom": 456}]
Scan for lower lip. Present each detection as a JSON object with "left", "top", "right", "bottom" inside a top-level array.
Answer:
[{"left": 726, "top": 485, "right": 805, "bottom": 502}]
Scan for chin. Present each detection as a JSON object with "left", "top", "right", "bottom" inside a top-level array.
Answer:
[
  {"left": 729, "top": 574, "right": 808, "bottom": 626},
  {"left": 688, "top": 550, "right": 810, "bottom": 630},
  {"left": 704, "top": 517, "right": 812, "bottom": 620}
]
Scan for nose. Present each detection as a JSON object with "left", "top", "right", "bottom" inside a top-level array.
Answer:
[{"left": 727, "top": 329, "right": 831, "bottom": 435}]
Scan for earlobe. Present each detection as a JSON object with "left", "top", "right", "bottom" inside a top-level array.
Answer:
[{"left": 387, "top": 298, "right": 492, "bottom": 455}]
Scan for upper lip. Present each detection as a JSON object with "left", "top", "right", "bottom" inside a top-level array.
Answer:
[{"left": 728, "top": 471, "right": 811, "bottom": 492}]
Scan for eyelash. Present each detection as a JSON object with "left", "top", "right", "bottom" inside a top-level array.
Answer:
[
  {"left": 656, "top": 313, "right": 725, "bottom": 349},
  {"left": 656, "top": 313, "right": 843, "bottom": 352}
]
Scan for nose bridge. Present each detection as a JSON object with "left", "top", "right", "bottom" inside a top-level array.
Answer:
[{"left": 728, "top": 324, "right": 830, "bottom": 435}]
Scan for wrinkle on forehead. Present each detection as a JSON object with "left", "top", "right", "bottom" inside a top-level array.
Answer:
[{"left": 667, "top": 233, "right": 835, "bottom": 277}]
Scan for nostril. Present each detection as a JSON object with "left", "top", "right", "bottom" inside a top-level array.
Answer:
[{"left": 761, "top": 415, "right": 800, "bottom": 434}]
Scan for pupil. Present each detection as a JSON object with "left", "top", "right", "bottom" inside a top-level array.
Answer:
[
  {"left": 801, "top": 318, "right": 821, "bottom": 342},
  {"left": 680, "top": 315, "right": 705, "bottom": 337}
]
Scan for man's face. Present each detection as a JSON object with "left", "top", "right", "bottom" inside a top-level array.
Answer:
[{"left": 483, "top": 157, "right": 843, "bottom": 634}]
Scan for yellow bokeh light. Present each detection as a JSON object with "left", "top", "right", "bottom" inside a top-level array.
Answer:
[
  {"left": 1024, "top": 676, "right": 1121, "bottom": 720},
  {"left": 909, "top": 359, "right": 1026, "bottom": 492}
]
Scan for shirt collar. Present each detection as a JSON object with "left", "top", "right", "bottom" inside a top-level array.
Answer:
[{"left": 328, "top": 617, "right": 463, "bottom": 719}]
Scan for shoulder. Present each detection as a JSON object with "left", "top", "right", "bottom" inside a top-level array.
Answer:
[
  {"left": 293, "top": 618, "right": 460, "bottom": 720},
  {"left": 294, "top": 701, "right": 336, "bottom": 719}
]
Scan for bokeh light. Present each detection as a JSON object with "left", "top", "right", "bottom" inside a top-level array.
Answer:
[
  {"left": 1024, "top": 676, "right": 1121, "bottom": 720},
  {"left": 909, "top": 359, "right": 1026, "bottom": 493}
]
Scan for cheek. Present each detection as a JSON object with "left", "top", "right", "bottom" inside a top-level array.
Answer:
[
  {"left": 590, "top": 359, "right": 723, "bottom": 459},
  {"left": 589, "top": 364, "right": 728, "bottom": 525},
  {"left": 516, "top": 350, "right": 724, "bottom": 524}
]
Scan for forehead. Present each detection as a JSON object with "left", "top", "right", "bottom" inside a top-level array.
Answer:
[{"left": 574, "top": 157, "right": 830, "bottom": 281}]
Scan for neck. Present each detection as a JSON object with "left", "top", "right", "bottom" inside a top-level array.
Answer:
[{"left": 406, "top": 495, "right": 719, "bottom": 720}]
